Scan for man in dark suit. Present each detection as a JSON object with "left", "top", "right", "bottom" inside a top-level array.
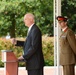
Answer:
[
  {"left": 56, "top": 16, "right": 76, "bottom": 75},
  {"left": 12, "top": 13, "right": 45, "bottom": 75}
]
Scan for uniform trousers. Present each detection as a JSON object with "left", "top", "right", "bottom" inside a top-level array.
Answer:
[
  {"left": 63, "top": 64, "right": 75, "bottom": 75},
  {"left": 27, "top": 68, "right": 43, "bottom": 75}
]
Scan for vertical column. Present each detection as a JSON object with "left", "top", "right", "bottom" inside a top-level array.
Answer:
[
  {"left": 56, "top": 0, "right": 61, "bottom": 75},
  {"left": 54, "top": 0, "right": 61, "bottom": 75},
  {"left": 54, "top": 0, "right": 57, "bottom": 75}
]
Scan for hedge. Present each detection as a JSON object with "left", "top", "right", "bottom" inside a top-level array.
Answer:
[{"left": 0, "top": 36, "right": 54, "bottom": 67}]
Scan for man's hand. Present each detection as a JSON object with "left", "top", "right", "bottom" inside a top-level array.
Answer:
[
  {"left": 18, "top": 56, "right": 24, "bottom": 61},
  {"left": 11, "top": 38, "right": 17, "bottom": 45}
]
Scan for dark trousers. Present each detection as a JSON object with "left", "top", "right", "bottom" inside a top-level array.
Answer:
[
  {"left": 63, "top": 64, "right": 75, "bottom": 75},
  {"left": 27, "top": 68, "right": 43, "bottom": 75}
]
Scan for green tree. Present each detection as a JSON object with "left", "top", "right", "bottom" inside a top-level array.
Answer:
[
  {"left": 0, "top": 0, "right": 26, "bottom": 37},
  {"left": 0, "top": 0, "right": 53, "bottom": 37},
  {"left": 62, "top": 0, "right": 76, "bottom": 33}
]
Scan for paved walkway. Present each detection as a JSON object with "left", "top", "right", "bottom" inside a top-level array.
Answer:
[{"left": 0, "top": 66, "right": 76, "bottom": 75}]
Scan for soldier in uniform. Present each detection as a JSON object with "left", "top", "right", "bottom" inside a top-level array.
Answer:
[{"left": 56, "top": 16, "right": 76, "bottom": 75}]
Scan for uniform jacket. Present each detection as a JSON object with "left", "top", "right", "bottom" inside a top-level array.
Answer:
[
  {"left": 16, "top": 24, "right": 45, "bottom": 70},
  {"left": 60, "top": 28, "right": 76, "bottom": 65}
]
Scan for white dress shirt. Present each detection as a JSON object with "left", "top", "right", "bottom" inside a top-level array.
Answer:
[{"left": 27, "top": 23, "right": 34, "bottom": 35}]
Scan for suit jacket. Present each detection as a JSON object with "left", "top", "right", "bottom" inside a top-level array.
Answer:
[
  {"left": 16, "top": 24, "right": 45, "bottom": 70},
  {"left": 60, "top": 28, "right": 76, "bottom": 65}
]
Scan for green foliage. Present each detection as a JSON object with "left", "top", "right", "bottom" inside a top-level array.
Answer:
[
  {"left": 0, "top": 36, "right": 54, "bottom": 67},
  {"left": 0, "top": 0, "right": 53, "bottom": 37},
  {"left": 42, "top": 36, "right": 54, "bottom": 66},
  {"left": 0, "top": 0, "right": 76, "bottom": 37},
  {"left": 0, "top": 59, "right": 4, "bottom": 67},
  {"left": 62, "top": 0, "right": 76, "bottom": 33},
  {"left": 0, "top": 38, "right": 14, "bottom": 50}
]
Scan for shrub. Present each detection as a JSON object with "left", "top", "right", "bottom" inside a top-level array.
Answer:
[
  {"left": 42, "top": 36, "right": 54, "bottom": 66},
  {"left": 0, "top": 36, "right": 54, "bottom": 67}
]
